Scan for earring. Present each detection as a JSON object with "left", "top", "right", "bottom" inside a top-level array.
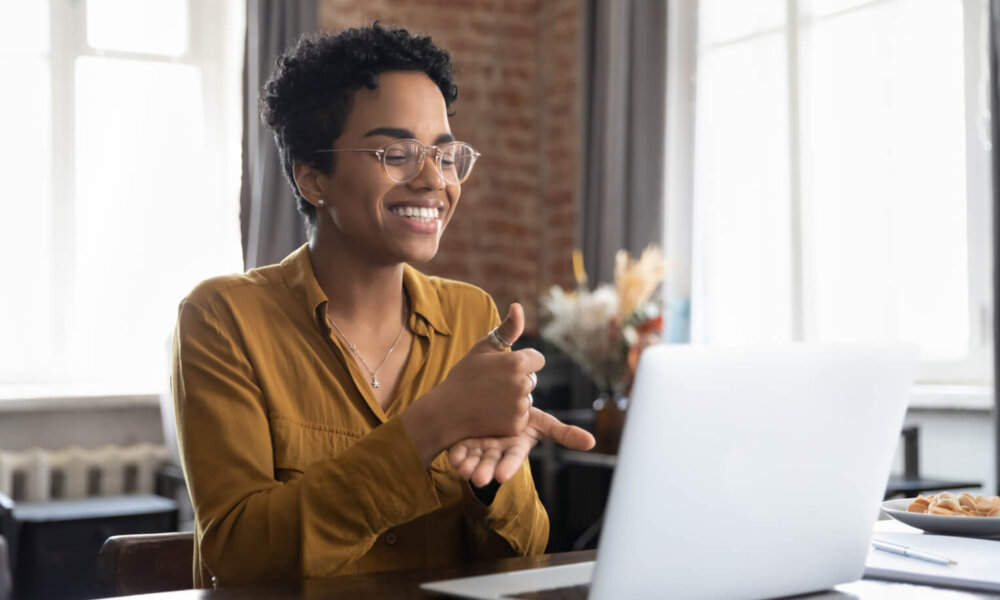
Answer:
[{"left": 318, "top": 199, "right": 325, "bottom": 206}]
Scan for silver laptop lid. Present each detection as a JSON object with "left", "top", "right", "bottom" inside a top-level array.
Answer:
[{"left": 591, "top": 343, "right": 917, "bottom": 600}]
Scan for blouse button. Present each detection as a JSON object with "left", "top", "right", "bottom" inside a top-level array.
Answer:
[{"left": 385, "top": 531, "right": 398, "bottom": 545}]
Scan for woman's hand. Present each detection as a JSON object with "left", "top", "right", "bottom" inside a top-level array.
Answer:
[
  {"left": 433, "top": 303, "right": 543, "bottom": 438},
  {"left": 400, "top": 303, "right": 544, "bottom": 465},
  {"left": 449, "top": 408, "right": 596, "bottom": 487}
]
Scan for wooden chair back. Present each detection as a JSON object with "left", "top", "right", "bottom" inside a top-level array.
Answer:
[{"left": 97, "top": 531, "right": 194, "bottom": 596}]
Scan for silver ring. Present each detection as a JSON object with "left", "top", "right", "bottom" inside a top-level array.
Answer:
[
  {"left": 527, "top": 393, "right": 534, "bottom": 407},
  {"left": 487, "top": 327, "right": 511, "bottom": 351},
  {"left": 527, "top": 372, "right": 537, "bottom": 391}
]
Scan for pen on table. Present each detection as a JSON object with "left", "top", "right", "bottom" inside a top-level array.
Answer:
[{"left": 871, "top": 539, "right": 958, "bottom": 566}]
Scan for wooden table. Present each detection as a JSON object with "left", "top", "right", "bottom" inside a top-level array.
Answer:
[{"left": 103, "top": 549, "right": 999, "bottom": 599}]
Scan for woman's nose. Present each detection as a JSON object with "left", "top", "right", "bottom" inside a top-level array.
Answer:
[{"left": 408, "top": 150, "right": 446, "bottom": 190}]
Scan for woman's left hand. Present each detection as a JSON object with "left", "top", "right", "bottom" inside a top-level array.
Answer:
[{"left": 449, "top": 408, "right": 596, "bottom": 487}]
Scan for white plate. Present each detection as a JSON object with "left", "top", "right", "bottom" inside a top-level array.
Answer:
[{"left": 881, "top": 498, "right": 1000, "bottom": 538}]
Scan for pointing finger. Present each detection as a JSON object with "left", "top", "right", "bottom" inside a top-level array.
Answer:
[{"left": 531, "top": 410, "right": 597, "bottom": 451}]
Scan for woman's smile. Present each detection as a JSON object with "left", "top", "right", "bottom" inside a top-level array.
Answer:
[{"left": 386, "top": 203, "right": 445, "bottom": 233}]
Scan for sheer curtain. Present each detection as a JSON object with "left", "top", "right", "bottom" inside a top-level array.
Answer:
[
  {"left": 0, "top": 1, "right": 244, "bottom": 392},
  {"left": 689, "top": 0, "right": 992, "bottom": 385}
]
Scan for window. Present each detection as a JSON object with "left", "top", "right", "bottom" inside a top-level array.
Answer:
[
  {"left": 0, "top": 0, "right": 245, "bottom": 393},
  {"left": 678, "top": 0, "right": 992, "bottom": 384}
]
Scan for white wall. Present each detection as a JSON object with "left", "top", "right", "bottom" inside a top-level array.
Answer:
[{"left": 0, "top": 401, "right": 163, "bottom": 452}]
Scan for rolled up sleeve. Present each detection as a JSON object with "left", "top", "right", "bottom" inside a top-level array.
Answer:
[{"left": 461, "top": 454, "right": 549, "bottom": 558}]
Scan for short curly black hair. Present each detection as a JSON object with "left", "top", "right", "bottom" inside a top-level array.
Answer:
[{"left": 260, "top": 23, "right": 458, "bottom": 227}]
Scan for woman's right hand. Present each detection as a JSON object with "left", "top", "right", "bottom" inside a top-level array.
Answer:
[
  {"left": 435, "top": 303, "right": 542, "bottom": 439},
  {"left": 401, "top": 303, "right": 543, "bottom": 464}
]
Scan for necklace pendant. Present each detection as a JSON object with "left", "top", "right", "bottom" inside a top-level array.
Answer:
[{"left": 372, "top": 375, "right": 380, "bottom": 389}]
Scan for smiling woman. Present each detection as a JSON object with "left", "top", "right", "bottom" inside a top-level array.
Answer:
[
  {"left": 171, "top": 24, "right": 594, "bottom": 587},
  {"left": 296, "top": 71, "right": 467, "bottom": 267}
]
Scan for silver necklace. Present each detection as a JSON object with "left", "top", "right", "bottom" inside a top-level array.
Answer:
[{"left": 327, "top": 298, "right": 408, "bottom": 389}]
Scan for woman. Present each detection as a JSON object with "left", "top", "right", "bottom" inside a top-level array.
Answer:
[{"left": 171, "top": 23, "right": 595, "bottom": 587}]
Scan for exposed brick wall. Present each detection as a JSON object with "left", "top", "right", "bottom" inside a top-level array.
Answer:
[
  {"left": 536, "top": 0, "right": 581, "bottom": 298},
  {"left": 318, "top": 0, "right": 581, "bottom": 331}
]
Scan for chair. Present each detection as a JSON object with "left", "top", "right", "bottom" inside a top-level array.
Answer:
[{"left": 97, "top": 532, "right": 194, "bottom": 596}]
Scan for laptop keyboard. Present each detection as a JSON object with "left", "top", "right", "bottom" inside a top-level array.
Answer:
[{"left": 507, "top": 583, "right": 591, "bottom": 599}]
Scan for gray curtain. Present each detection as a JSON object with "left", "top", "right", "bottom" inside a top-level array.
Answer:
[
  {"left": 580, "top": 0, "right": 668, "bottom": 284},
  {"left": 990, "top": 0, "right": 1000, "bottom": 495},
  {"left": 240, "top": 0, "right": 317, "bottom": 270}
]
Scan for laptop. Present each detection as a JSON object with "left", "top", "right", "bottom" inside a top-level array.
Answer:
[{"left": 422, "top": 342, "right": 918, "bottom": 599}]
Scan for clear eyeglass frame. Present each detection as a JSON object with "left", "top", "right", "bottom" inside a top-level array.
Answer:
[{"left": 315, "top": 139, "right": 482, "bottom": 185}]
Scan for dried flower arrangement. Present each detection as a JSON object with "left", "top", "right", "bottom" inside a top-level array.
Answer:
[{"left": 540, "top": 246, "right": 668, "bottom": 395}]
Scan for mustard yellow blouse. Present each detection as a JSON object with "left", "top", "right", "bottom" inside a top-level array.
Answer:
[{"left": 171, "top": 245, "right": 548, "bottom": 587}]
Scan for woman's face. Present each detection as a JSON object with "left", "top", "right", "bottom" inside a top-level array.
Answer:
[{"left": 317, "top": 70, "right": 461, "bottom": 265}]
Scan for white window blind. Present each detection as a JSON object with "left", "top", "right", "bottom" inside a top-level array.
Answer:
[
  {"left": 0, "top": 0, "right": 245, "bottom": 394},
  {"left": 688, "top": 0, "right": 993, "bottom": 384}
]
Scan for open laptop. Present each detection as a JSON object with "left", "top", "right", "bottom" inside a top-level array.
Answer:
[{"left": 422, "top": 343, "right": 918, "bottom": 599}]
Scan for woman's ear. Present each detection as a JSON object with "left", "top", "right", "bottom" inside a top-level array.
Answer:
[{"left": 293, "top": 160, "right": 328, "bottom": 207}]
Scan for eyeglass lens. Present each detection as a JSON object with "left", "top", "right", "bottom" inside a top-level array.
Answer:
[{"left": 383, "top": 140, "right": 477, "bottom": 185}]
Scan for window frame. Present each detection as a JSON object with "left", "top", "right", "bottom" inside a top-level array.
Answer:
[
  {"left": 0, "top": 0, "right": 242, "bottom": 392},
  {"left": 665, "top": 0, "right": 994, "bottom": 390}
]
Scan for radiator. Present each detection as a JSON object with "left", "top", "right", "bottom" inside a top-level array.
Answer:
[{"left": 0, "top": 444, "right": 170, "bottom": 502}]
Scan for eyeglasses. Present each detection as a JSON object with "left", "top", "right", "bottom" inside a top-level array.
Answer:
[{"left": 316, "top": 139, "right": 482, "bottom": 185}]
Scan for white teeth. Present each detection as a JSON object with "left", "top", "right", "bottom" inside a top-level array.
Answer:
[{"left": 391, "top": 206, "right": 440, "bottom": 223}]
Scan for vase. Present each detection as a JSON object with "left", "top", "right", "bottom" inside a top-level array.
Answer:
[{"left": 592, "top": 390, "right": 628, "bottom": 455}]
